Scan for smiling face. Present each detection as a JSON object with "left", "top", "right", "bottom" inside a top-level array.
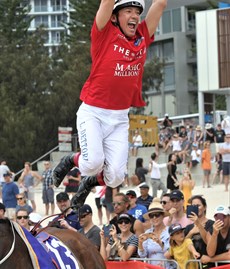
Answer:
[
  {"left": 117, "top": 218, "right": 132, "bottom": 232},
  {"left": 112, "top": 7, "right": 141, "bottom": 38}
]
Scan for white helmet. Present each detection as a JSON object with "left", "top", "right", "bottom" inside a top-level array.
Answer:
[{"left": 113, "top": 0, "right": 145, "bottom": 14}]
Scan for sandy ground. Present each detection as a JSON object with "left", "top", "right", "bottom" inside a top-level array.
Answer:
[{"left": 32, "top": 181, "right": 229, "bottom": 226}]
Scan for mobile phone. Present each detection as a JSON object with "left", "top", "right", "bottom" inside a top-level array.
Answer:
[
  {"left": 103, "top": 224, "right": 112, "bottom": 237},
  {"left": 186, "top": 205, "right": 199, "bottom": 217}
]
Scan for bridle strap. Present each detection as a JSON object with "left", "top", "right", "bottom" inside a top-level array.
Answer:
[{"left": 0, "top": 220, "right": 16, "bottom": 265}]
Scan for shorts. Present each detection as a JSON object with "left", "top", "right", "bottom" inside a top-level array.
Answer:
[
  {"left": 25, "top": 186, "right": 35, "bottom": 201},
  {"left": 42, "top": 188, "right": 54, "bottom": 204},
  {"left": 6, "top": 208, "right": 16, "bottom": 220},
  {"left": 95, "top": 197, "right": 102, "bottom": 209},
  {"left": 203, "top": 169, "right": 211, "bottom": 176},
  {"left": 103, "top": 201, "right": 114, "bottom": 213},
  {"left": 223, "top": 162, "right": 230, "bottom": 176},
  {"left": 191, "top": 160, "right": 199, "bottom": 167}
]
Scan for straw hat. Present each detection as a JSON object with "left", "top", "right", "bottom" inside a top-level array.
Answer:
[
  {"left": 196, "top": 125, "right": 202, "bottom": 131},
  {"left": 143, "top": 198, "right": 168, "bottom": 219}
]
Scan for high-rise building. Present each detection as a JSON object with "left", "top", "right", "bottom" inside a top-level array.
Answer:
[
  {"left": 28, "top": 0, "right": 72, "bottom": 54},
  {"left": 143, "top": 0, "right": 230, "bottom": 118}
]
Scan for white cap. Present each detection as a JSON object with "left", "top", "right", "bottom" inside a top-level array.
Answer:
[
  {"left": 214, "top": 205, "right": 230, "bottom": 216},
  {"left": 165, "top": 113, "right": 169, "bottom": 117},
  {"left": 29, "top": 212, "right": 42, "bottom": 223}
]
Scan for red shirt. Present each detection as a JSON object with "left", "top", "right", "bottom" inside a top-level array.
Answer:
[{"left": 80, "top": 20, "right": 154, "bottom": 110}]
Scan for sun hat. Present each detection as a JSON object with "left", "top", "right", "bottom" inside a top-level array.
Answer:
[
  {"left": 205, "top": 123, "right": 213, "bottom": 129},
  {"left": 196, "top": 125, "right": 202, "bottom": 131},
  {"left": 143, "top": 198, "right": 167, "bottom": 219}
]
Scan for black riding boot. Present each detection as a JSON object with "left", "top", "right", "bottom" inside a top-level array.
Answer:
[
  {"left": 53, "top": 153, "right": 75, "bottom": 187},
  {"left": 71, "top": 175, "right": 105, "bottom": 209}
]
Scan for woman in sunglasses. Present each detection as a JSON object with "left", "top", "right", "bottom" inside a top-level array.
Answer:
[
  {"left": 100, "top": 213, "right": 138, "bottom": 261},
  {"left": 15, "top": 193, "right": 33, "bottom": 214},
  {"left": 138, "top": 198, "right": 173, "bottom": 268},
  {"left": 16, "top": 209, "right": 30, "bottom": 230}
]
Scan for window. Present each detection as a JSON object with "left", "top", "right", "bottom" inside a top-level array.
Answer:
[
  {"left": 164, "top": 65, "right": 175, "bottom": 87},
  {"left": 34, "top": 0, "right": 47, "bottom": 12},
  {"left": 162, "top": 10, "right": 171, "bottom": 34},
  {"left": 172, "top": 8, "right": 181, "bottom": 32},
  {"left": 163, "top": 41, "right": 174, "bottom": 61},
  {"left": 34, "top": 16, "right": 48, "bottom": 27}
]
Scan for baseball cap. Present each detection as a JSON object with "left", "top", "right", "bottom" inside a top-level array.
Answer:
[
  {"left": 56, "top": 192, "right": 69, "bottom": 202},
  {"left": 170, "top": 190, "right": 184, "bottom": 201},
  {"left": 79, "top": 204, "right": 92, "bottom": 216},
  {"left": 3, "top": 172, "right": 11, "bottom": 177},
  {"left": 0, "top": 202, "right": 5, "bottom": 212},
  {"left": 169, "top": 223, "right": 185, "bottom": 236},
  {"left": 214, "top": 205, "right": 230, "bottom": 216},
  {"left": 139, "top": 183, "right": 149, "bottom": 189},
  {"left": 118, "top": 213, "right": 131, "bottom": 222},
  {"left": 126, "top": 190, "right": 137, "bottom": 197}
]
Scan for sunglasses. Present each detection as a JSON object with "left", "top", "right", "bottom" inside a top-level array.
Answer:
[
  {"left": 160, "top": 201, "right": 167, "bottom": 205},
  {"left": 149, "top": 212, "right": 163, "bottom": 219},
  {"left": 112, "top": 202, "right": 124, "bottom": 206},
  {"left": 17, "top": 216, "right": 29, "bottom": 220},
  {"left": 127, "top": 195, "right": 136, "bottom": 199},
  {"left": 79, "top": 213, "right": 89, "bottom": 219},
  {"left": 117, "top": 219, "right": 130, "bottom": 225},
  {"left": 17, "top": 197, "right": 24, "bottom": 200}
]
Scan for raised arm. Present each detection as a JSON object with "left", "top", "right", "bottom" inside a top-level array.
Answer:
[
  {"left": 96, "top": 0, "right": 115, "bottom": 31},
  {"left": 145, "top": 0, "right": 167, "bottom": 37}
]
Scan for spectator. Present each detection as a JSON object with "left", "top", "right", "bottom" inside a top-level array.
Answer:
[
  {"left": 201, "top": 141, "right": 212, "bottom": 188},
  {"left": 160, "top": 194, "right": 172, "bottom": 215},
  {"left": 134, "top": 158, "right": 150, "bottom": 184},
  {"left": 130, "top": 129, "right": 143, "bottom": 156},
  {"left": 156, "top": 127, "right": 171, "bottom": 154},
  {"left": 204, "top": 123, "right": 215, "bottom": 143},
  {"left": 149, "top": 152, "right": 167, "bottom": 198},
  {"left": 221, "top": 115, "right": 230, "bottom": 135},
  {"left": 194, "top": 125, "right": 204, "bottom": 149},
  {"left": 211, "top": 153, "right": 223, "bottom": 185},
  {"left": 16, "top": 209, "right": 30, "bottom": 230},
  {"left": 164, "top": 223, "right": 200, "bottom": 269},
  {"left": 166, "top": 153, "right": 179, "bottom": 191},
  {"left": 18, "top": 162, "right": 42, "bottom": 212},
  {"left": 187, "top": 125, "right": 195, "bottom": 144},
  {"left": 136, "top": 184, "right": 153, "bottom": 210},
  {"left": 0, "top": 202, "right": 5, "bottom": 219},
  {"left": 50, "top": 192, "right": 81, "bottom": 230},
  {"left": 29, "top": 212, "right": 43, "bottom": 231},
  {"left": 64, "top": 167, "right": 81, "bottom": 199},
  {"left": 93, "top": 185, "right": 108, "bottom": 226},
  {"left": 126, "top": 190, "right": 148, "bottom": 223},
  {"left": 189, "top": 143, "right": 201, "bottom": 169},
  {"left": 162, "top": 113, "right": 173, "bottom": 128},
  {"left": 185, "top": 195, "right": 214, "bottom": 269},
  {"left": 219, "top": 134, "right": 230, "bottom": 192},
  {"left": 2, "top": 172, "right": 19, "bottom": 220},
  {"left": 179, "top": 168, "right": 195, "bottom": 209},
  {"left": 205, "top": 205, "right": 230, "bottom": 266},
  {"left": 0, "top": 161, "right": 14, "bottom": 194},
  {"left": 110, "top": 192, "right": 144, "bottom": 236},
  {"left": 214, "top": 123, "right": 225, "bottom": 145},
  {"left": 15, "top": 193, "right": 33, "bottom": 214},
  {"left": 65, "top": 204, "right": 101, "bottom": 250},
  {"left": 163, "top": 190, "right": 193, "bottom": 228},
  {"left": 100, "top": 214, "right": 138, "bottom": 261},
  {"left": 138, "top": 198, "right": 171, "bottom": 268},
  {"left": 41, "top": 161, "right": 55, "bottom": 215}
]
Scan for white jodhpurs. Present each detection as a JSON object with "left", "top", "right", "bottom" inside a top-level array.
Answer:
[{"left": 76, "top": 103, "right": 129, "bottom": 188}]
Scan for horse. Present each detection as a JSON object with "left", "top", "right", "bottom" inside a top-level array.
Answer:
[{"left": 0, "top": 218, "right": 106, "bottom": 269}]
